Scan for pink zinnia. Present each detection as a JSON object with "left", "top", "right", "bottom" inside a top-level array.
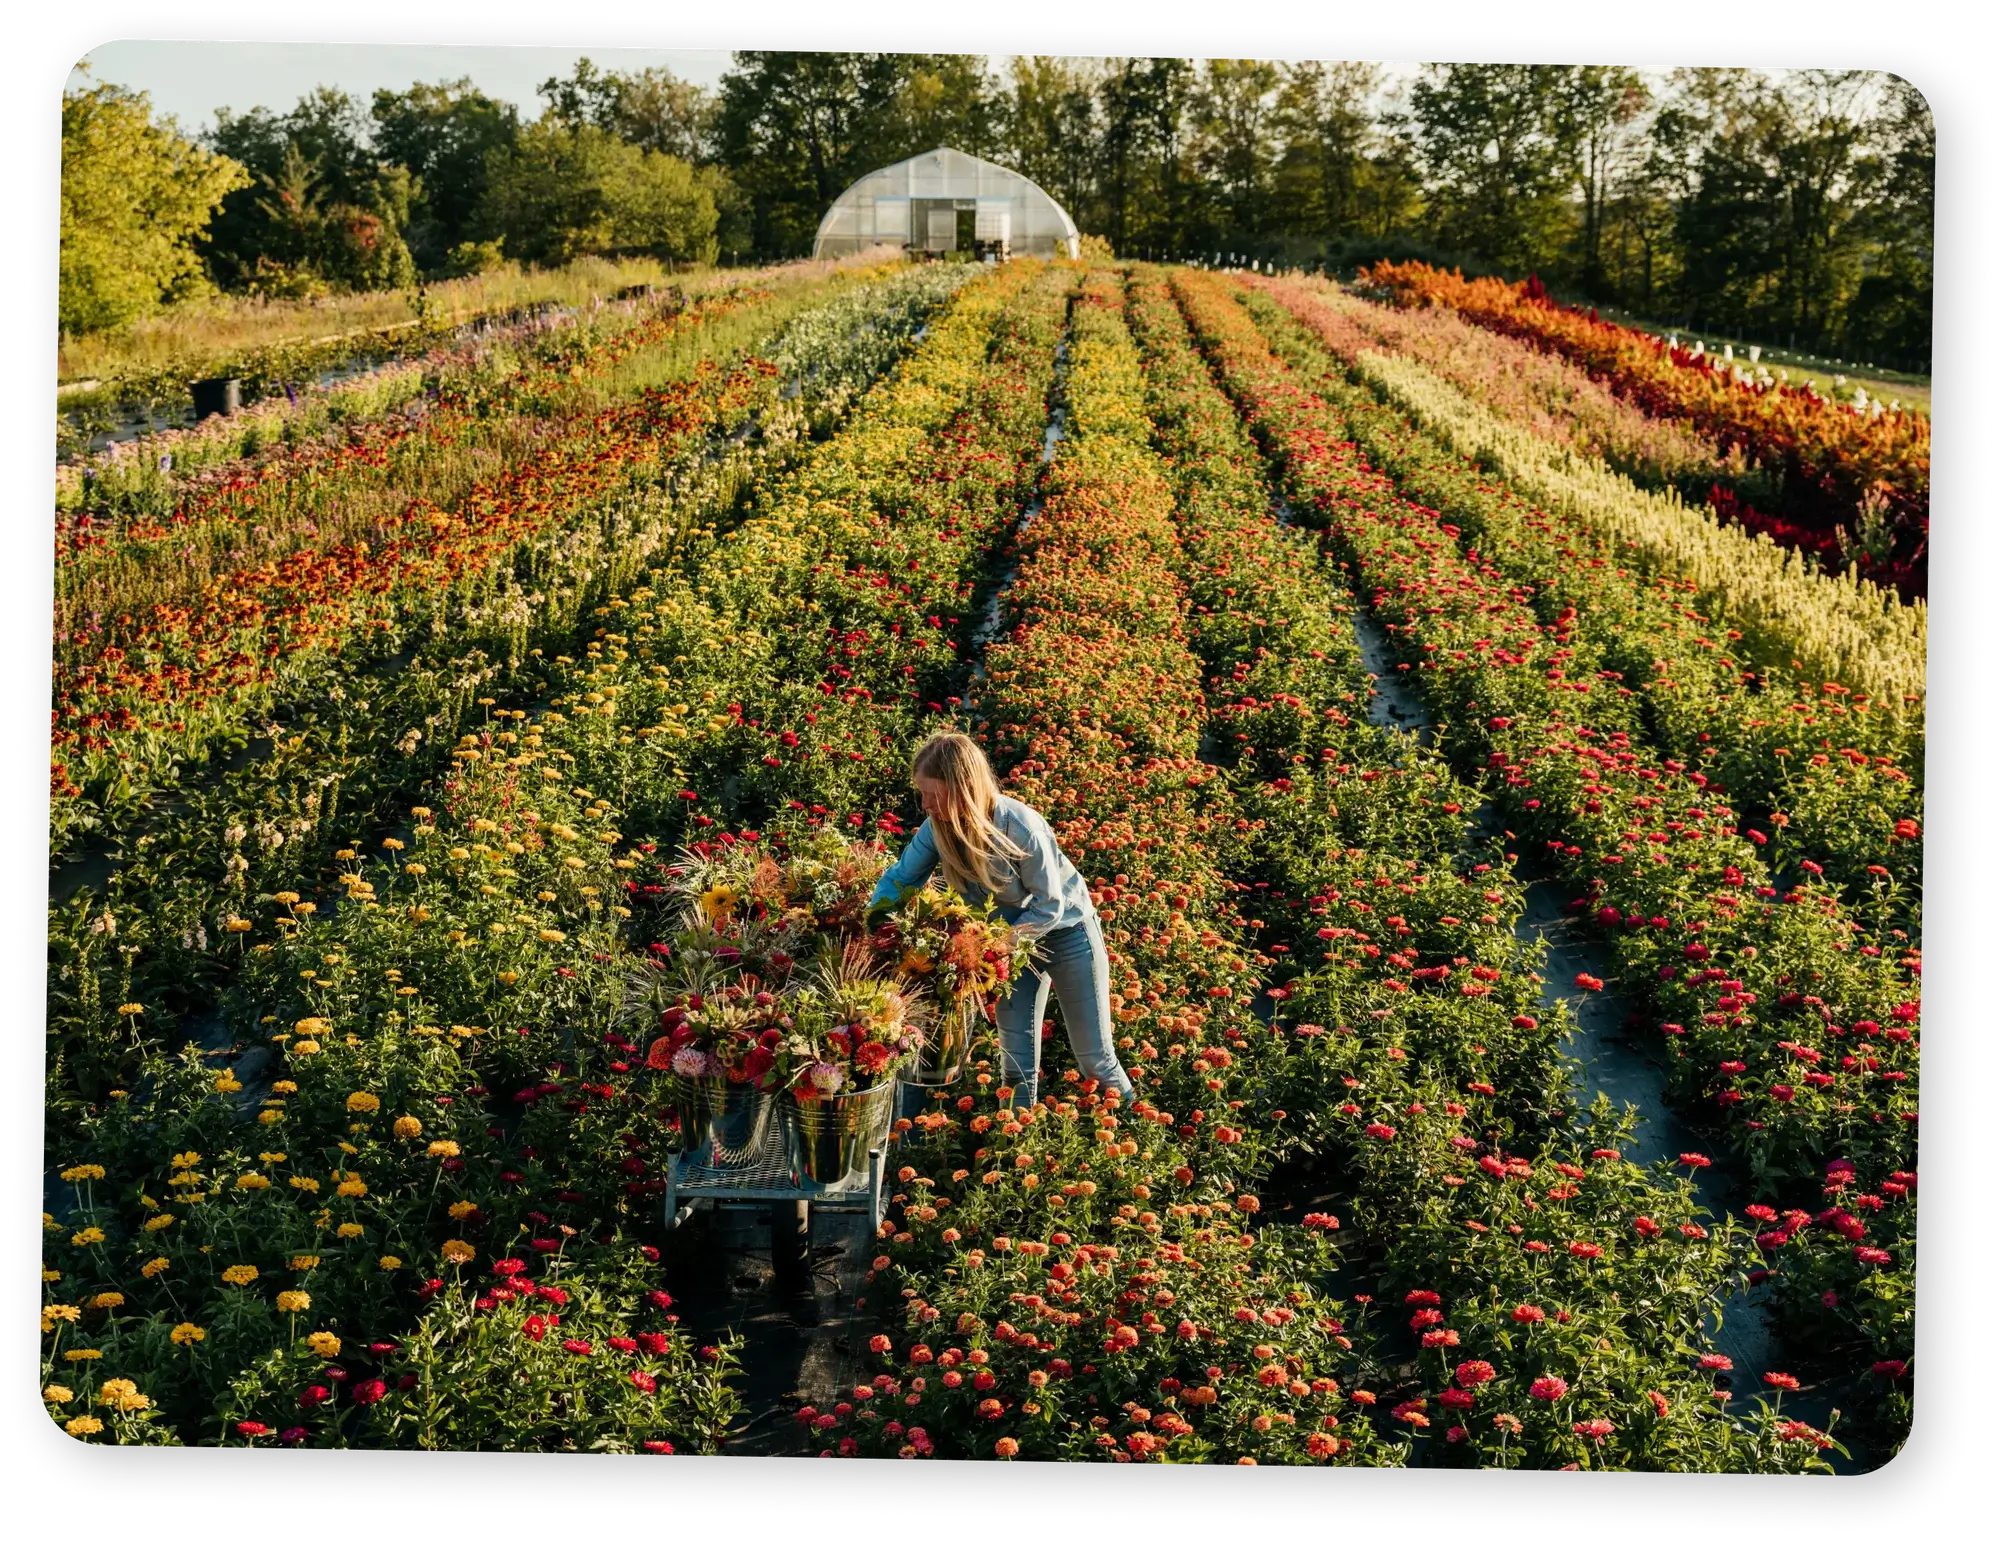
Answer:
[{"left": 1529, "top": 1376, "right": 1569, "bottom": 1401}]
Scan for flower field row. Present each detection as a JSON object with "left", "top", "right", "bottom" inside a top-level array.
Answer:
[
  {"left": 38, "top": 254, "right": 1905, "bottom": 1465},
  {"left": 1169, "top": 266, "right": 1914, "bottom": 1455},
  {"left": 1252, "top": 273, "right": 1754, "bottom": 511},
  {"left": 1126, "top": 268, "right": 1837, "bottom": 1471},
  {"left": 46, "top": 262, "right": 988, "bottom": 1121},
  {"left": 41, "top": 259, "right": 1073, "bottom": 1448},
  {"left": 50, "top": 263, "right": 967, "bottom": 853},
  {"left": 1361, "top": 262, "right": 1930, "bottom": 596},
  {"left": 1234, "top": 278, "right": 1925, "bottom": 924},
  {"left": 803, "top": 267, "right": 1833, "bottom": 1471}
]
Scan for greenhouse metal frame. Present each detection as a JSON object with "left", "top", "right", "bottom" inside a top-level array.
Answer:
[{"left": 812, "top": 146, "right": 1082, "bottom": 261}]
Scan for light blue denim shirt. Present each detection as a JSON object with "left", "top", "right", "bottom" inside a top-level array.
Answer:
[{"left": 870, "top": 794, "right": 1096, "bottom": 941}]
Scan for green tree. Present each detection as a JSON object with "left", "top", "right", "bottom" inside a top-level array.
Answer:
[
  {"left": 1408, "top": 63, "right": 1581, "bottom": 273},
  {"left": 205, "top": 88, "right": 417, "bottom": 293},
  {"left": 1552, "top": 66, "right": 1649, "bottom": 295},
  {"left": 717, "top": 52, "right": 901, "bottom": 255},
  {"left": 1194, "top": 59, "right": 1282, "bottom": 255},
  {"left": 371, "top": 78, "right": 521, "bottom": 272},
  {"left": 60, "top": 79, "right": 247, "bottom": 333},
  {"left": 538, "top": 58, "right": 718, "bottom": 163},
  {"left": 997, "top": 56, "right": 1102, "bottom": 225},
  {"left": 1843, "top": 75, "right": 1933, "bottom": 363},
  {"left": 480, "top": 119, "right": 718, "bottom": 267}
]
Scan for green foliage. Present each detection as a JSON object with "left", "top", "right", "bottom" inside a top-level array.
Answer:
[
  {"left": 370, "top": 78, "right": 522, "bottom": 273},
  {"left": 59, "top": 81, "right": 248, "bottom": 334},
  {"left": 479, "top": 121, "right": 720, "bottom": 269}
]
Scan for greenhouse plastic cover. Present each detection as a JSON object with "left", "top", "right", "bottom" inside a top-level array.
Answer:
[{"left": 813, "top": 147, "right": 1081, "bottom": 259}]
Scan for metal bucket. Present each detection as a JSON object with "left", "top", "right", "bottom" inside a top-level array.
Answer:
[
  {"left": 781, "top": 1081, "right": 896, "bottom": 1185},
  {"left": 680, "top": 1079, "right": 774, "bottom": 1168},
  {"left": 901, "top": 998, "right": 977, "bottom": 1087},
  {"left": 662, "top": 1083, "right": 714, "bottom": 1155}
]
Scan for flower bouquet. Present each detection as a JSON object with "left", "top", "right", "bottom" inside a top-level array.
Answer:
[
  {"left": 870, "top": 884, "right": 1037, "bottom": 1084},
  {"left": 668, "top": 827, "right": 889, "bottom": 945},
  {"left": 633, "top": 941, "right": 791, "bottom": 1165},
  {"left": 773, "top": 943, "right": 927, "bottom": 1182}
]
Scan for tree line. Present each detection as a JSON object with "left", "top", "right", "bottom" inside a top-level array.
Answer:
[{"left": 60, "top": 54, "right": 1933, "bottom": 366}]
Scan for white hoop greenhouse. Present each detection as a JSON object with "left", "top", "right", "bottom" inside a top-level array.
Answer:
[{"left": 812, "top": 147, "right": 1081, "bottom": 261}]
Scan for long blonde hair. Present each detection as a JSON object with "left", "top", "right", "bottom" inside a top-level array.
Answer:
[{"left": 911, "top": 731, "right": 1025, "bottom": 895}]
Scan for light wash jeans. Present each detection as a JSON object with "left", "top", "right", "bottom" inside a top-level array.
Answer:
[{"left": 995, "top": 913, "right": 1134, "bottom": 1107}]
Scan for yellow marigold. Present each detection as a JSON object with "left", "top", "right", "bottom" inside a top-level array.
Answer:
[
  {"left": 213, "top": 1074, "right": 244, "bottom": 1094},
  {"left": 43, "top": 1303, "right": 81, "bottom": 1323},
  {"left": 538, "top": 929, "right": 566, "bottom": 944},
  {"left": 41, "top": 1268, "right": 60, "bottom": 1283},
  {"left": 169, "top": 1322, "right": 205, "bottom": 1346},
  {"left": 288, "top": 1176, "right": 321, "bottom": 1194},
  {"left": 220, "top": 1265, "right": 259, "bottom": 1286},
  {"left": 288, "top": 1255, "right": 320, "bottom": 1272},
  {"left": 275, "top": 1291, "right": 311, "bottom": 1313},
  {"left": 64, "top": 1348, "right": 102, "bottom": 1361},
  {"left": 292, "top": 1041, "right": 322, "bottom": 1057},
  {"left": 272, "top": 1080, "right": 299, "bottom": 1094},
  {"left": 273, "top": 891, "right": 300, "bottom": 905},
  {"left": 143, "top": 1214, "right": 175, "bottom": 1232},
  {"left": 441, "top": 1239, "right": 475, "bottom": 1264},
  {"left": 63, "top": 1416, "right": 104, "bottom": 1437},
  {"left": 98, "top": 1378, "right": 148, "bottom": 1411},
  {"left": 258, "top": 1110, "right": 284, "bottom": 1124},
  {"left": 59, "top": 1164, "right": 106, "bottom": 1182},
  {"left": 140, "top": 1257, "right": 170, "bottom": 1278},
  {"left": 115, "top": 1003, "right": 144, "bottom": 1016},
  {"left": 294, "top": 1018, "right": 331, "bottom": 1036},
  {"left": 90, "top": 1293, "right": 124, "bottom": 1310},
  {"left": 259, "top": 1151, "right": 288, "bottom": 1165},
  {"left": 426, "top": 1141, "right": 461, "bottom": 1158},
  {"left": 336, "top": 1178, "right": 368, "bottom": 1198},
  {"left": 392, "top": 1116, "right": 423, "bottom": 1140},
  {"left": 170, "top": 1151, "right": 202, "bottom": 1170},
  {"left": 43, "top": 1385, "right": 73, "bottom": 1403},
  {"left": 70, "top": 1227, "right": 104, "bottom": 1247},
  {"left": 234, "top": 1173, "right": 272, "bottom": 1191},
  {"left": 337, "top": 1223, "right": 365, "bottom": 1240},
  {"left": 346, "top": 1092, "right": 381, "bottom": 1114},
  {"left": 224, "top": 917, "right": 253, "bottom": 933},
  {"left": 497, "top": 971, "right": 519, "bottom": 985},
  {"left": 379, "top": 1256, "right": 402, "bottom": 1271},
  {"left": 447, "top": 1200, "right": 478, "bottom": 1220},
  {"left": 306, "top": 1331, "right": 341, "bottom": 1359}
]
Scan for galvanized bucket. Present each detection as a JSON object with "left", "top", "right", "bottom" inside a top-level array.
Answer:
[
  {"left": 678, "top": 1078, "right": 774, "bottom": 1168},
  {"left": 901, "top": 997, "right": 978, "bottom": 1087},
  {"left": 781, "top": 1080, "right": 897, "bottom": 1185}
]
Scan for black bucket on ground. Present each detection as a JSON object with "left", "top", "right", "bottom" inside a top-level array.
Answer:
[{"left": 190, "top": 377, "right": 241, "bottom": 420}]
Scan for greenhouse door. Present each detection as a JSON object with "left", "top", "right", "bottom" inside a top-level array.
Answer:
[{"left": 925, "top": 207, "right": 956, "bottom": 252}]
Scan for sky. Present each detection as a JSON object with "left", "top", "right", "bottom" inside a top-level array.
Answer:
[{"left": 73, "top": 39, "right": 1427, "bottom": 137}]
